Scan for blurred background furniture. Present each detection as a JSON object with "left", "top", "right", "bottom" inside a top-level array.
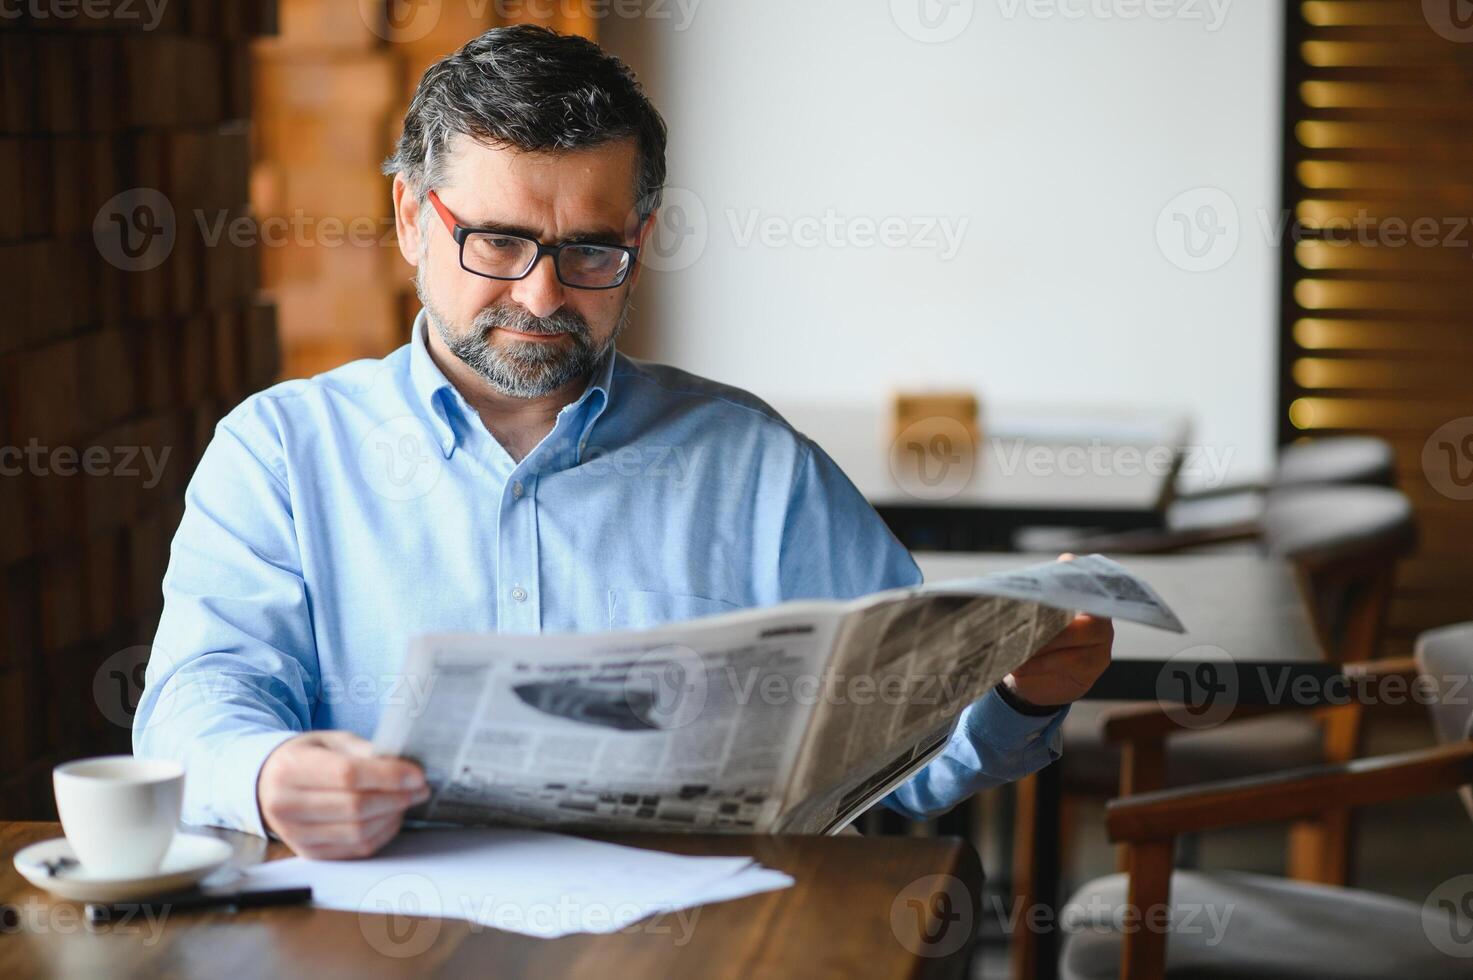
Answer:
[
  {"left": 1060, "top": 621, "right": 1473, "bottom": 980},
  {"left": 1001, "top": 485, "right": 1418, "bottom": 978},
  {"left": 914, "top": 551, "right": 1340, "bottom": 980},
  {"left": 1018, "top": 434, "right": 1398, "bottom": 554},
  {"left": 782, "top": 403, "right": 1189, "bottom": 552}
]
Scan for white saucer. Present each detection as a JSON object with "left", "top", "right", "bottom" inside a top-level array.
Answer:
[{"left": 14, "top": 833, "right": 235, "bottom": 903}]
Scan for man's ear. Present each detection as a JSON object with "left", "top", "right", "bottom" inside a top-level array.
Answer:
[
  {"left": 392, "top": 175, "right": 423, "bottom": 268},
  {"left": 627, "top": 209, "right": 659, "bottom": 290}
]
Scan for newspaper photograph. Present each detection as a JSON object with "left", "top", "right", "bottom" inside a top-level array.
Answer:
[{"left": 372, "top": 555, "right": 1184, "bottom": 835}]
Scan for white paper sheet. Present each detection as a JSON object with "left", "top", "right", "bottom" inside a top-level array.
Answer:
[{"left": 243, "top": 828, "right": 794, "bottom": 939}]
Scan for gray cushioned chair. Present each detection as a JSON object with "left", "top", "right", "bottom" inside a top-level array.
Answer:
[{"left": 1057, "top": 622, "right": 1473, "bottom": 980}]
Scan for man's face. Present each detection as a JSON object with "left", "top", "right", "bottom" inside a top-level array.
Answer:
[{"left": 399, "top": 135, "right": 649, "bottom": 398}]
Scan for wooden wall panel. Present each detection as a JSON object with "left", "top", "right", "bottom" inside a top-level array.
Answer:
[
  {"left": 1279, "top": 0, "right": 1473, "bottom": 658},
  {"left": 0, "top": 4, "right": 282, "bottom": 818}
]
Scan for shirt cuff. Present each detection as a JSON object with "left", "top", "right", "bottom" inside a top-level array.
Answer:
[
  {"left": 204, "top": 728, "right": 299, "bottom": 839},
  {"left": 963, "top": 686, "right": 1069, "bottom": 764}
]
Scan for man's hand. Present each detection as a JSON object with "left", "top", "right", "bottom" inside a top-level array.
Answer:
[
  {"left": 1004, "top": 612, "right": 1114, "bottom": 710},
  {"left": 257, "top": 731, "right": 429, "bottom": 859},
  {"left": 1003, "top": 555, "right": 1115, "bottom": 711}
]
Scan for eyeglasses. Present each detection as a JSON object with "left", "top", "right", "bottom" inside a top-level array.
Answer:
[{"left": 427, "top": 189, "right": 640, "bottom": 290}]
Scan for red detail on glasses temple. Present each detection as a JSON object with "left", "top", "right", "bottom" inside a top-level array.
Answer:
[{"left": 426, "top": 189, "right": 458, "bottom": 232}]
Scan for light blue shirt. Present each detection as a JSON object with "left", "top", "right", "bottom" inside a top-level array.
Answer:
[{"left": 134, "top": 314, "right": 1065, "bottom": 836}]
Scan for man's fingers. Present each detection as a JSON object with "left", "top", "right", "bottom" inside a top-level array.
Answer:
[
  {"left": 308, "top": 730, "right": 375, "bottom": 756},
  {"left": 285, "top": 811, "right": 405, "bottom": 853},
  {"left": 267, "top": 787, "right": 429, "bottom": 824},
  {"left": 275, "top": 742, "right": 426, "bottom": 792},
  {"left": 1014, "top": 642, "right": 1112, "bottom": 678},
  {"left": 1037, "top": 613, "right": 1113, "bottom": 650}
]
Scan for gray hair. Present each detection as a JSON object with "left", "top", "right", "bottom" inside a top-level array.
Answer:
[{"left": 383, "top": 25, "right": 668, "bottom": 220}]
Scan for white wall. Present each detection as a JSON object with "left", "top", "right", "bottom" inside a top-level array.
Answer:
[{"left": 603, "top": 0, "right": 1282, "bottom": 487}]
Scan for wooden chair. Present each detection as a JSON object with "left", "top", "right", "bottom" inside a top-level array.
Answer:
[
  {"left": 1057, "top": 621, "right": 1473, "bottom": 980},
  {"left": 1008, "top": 486, "right": 1416, "bottom": 980}
]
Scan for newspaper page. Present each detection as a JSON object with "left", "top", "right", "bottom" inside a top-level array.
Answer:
[
  {"left": 373, "top": 555, "right": 1183, "bottom": 834},
  {"left": 373, "top": 604, "right": 847, "bottom": 832}
]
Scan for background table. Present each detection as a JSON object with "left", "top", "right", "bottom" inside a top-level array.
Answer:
[
  {"left": 0, "top": 822, "right": 981, "bottom": 980},
  {"left": 780, "top": 403, "right": 1190, "bottom": 551},
  {"left": 916, "top": 552, "right": 1338, "bottom": 703}
]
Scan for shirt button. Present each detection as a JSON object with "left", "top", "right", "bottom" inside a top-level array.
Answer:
[
  {"left": 512, "top": 481, "right": 524, "bottom": 499},
  {"left": 511, "top": 586, "right": 528, "bottom": 603}
]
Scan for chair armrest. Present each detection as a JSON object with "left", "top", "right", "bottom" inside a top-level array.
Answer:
[
  {"left": 1342, "top": 656, "right": 1421, "bottom": 683},
  {"left": 1106, "top": 740, "right": 1473, "bottom": 843},
  {"left": 1101, "top": 702, "right": 1303, "bottom": 744}
]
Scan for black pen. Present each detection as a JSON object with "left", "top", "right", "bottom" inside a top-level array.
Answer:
[{"left": 84, "top": 886, "right": 313, "bottom": 925}]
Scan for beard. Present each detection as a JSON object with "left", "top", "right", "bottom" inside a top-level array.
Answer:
[{"left": 418, "top": 267, "right": 630, "bottom": 399}]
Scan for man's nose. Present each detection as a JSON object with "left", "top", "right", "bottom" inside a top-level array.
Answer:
[{"left": 509, "top": 253, "right": 567, "bottom": 319}]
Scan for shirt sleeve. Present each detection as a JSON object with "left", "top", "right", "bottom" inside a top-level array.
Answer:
[
  {"left": 882, "top": 691, "right": 1068, "bottom": 821},
  {"left": 777, "top": 438, "right": 1067, "bottom": 819},
  {"left": 778, "top": 439, "right": 922, "bottom": 600},
  {"left": 132, "top": 412, "right": 318, "bottom": 837}
]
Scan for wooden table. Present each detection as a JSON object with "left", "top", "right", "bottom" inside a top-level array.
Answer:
[
  {"left": 0, "top": 822, "right": 982, "bottom": 980},
  {"left": 917, "top": 552, "right": 1335, "bottom": 980},
  {"left": 780, "top": 403, "right": 1190, "bottom": 551}
]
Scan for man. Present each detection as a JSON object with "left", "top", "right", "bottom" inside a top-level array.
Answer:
[{"left": 134, "top": 26, "right": 1111, "bottom": 859}]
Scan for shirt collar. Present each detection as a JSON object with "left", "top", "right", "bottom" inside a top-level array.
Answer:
[{"left": 406, "top": 309, "right": 618, "bottom": 462}]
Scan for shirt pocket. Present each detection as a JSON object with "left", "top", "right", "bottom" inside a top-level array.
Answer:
[{"left": 607, "top": 588, "right": 740, "bottom": 630}]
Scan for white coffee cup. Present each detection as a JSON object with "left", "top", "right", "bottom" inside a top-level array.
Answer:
[{"left": 53, "top": 756, "right": 184, "bottom": 878}]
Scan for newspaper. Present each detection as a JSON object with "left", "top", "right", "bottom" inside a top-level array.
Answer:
[{"left": 372, "top": 555, "right": 1184, "bottom": 835}]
